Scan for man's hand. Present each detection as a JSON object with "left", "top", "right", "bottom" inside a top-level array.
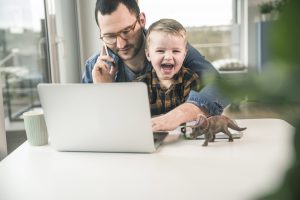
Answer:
[
  {"left": 92, "top": 46, "right": 117, "bottom": 83},
  {"left": 151, "top": 103, "right": 208, "bottom": 131}
]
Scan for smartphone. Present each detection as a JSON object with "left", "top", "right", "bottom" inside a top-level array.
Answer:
[
  {"left": 102, "top": 42, "right": 109, "bottom": 56},
  {"left": 101, "top": 42, "right": 114, "bottom": 69}
]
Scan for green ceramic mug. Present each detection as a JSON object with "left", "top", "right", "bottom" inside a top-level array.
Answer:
[{"left": 23, "top": 110, "right": 48, "bottom": 146}]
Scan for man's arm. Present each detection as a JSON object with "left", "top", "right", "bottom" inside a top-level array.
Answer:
[
  {"left": 82, "top": 53, "right": 99, "bottom": 83},
  {"left": 183, "top": 43, "right": 229, "bottom": 116},
  {"left": 82, "top": 51, "right": 117, "bottom": 83}
]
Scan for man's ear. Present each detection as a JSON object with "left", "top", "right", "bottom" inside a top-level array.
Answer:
[
  {"left": 139, "top": 12, "right": 146, "bottom": 28},
  {"left": 145, "top": 49, "right": 151, "bottom": 61}
]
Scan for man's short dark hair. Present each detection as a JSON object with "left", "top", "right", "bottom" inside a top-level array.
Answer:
[{"left": 95, "top": 0, "right": 140, "bottom": 26}]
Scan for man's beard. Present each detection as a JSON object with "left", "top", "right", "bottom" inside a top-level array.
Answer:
[{"left": 116, "top": 30, "right": 144, "bottom": 61}]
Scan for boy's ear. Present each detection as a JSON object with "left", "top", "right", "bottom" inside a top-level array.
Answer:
[
  {"left": 145, "top": 49, "right": 151, "bottom": 61},
  {"left": 185, "top": 46, "right": 188, "bottom": 57}
]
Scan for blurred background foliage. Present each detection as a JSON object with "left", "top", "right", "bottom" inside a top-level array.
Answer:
[{"left": 213, "top": 0, "right": 300, "bottom": 199}]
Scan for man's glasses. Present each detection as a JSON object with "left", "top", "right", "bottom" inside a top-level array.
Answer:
[{"left": 100, "top": 19, "right": 139, "bottom": 45}]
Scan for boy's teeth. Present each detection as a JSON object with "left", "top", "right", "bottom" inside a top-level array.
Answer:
[{"left": 161, "top": 64, "right": 173, "bottom": 68}]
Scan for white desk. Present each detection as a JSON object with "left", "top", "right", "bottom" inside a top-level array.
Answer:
[{"left": 0, "top": 119, "right": 295, "bottom": 200}]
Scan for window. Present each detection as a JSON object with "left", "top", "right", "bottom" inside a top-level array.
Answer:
[
  {"left": 0, "top": 0, "right": 50, "bottom": 122},
  {"left": 139, "top": 0, "right": 243, "bottom": 69}
]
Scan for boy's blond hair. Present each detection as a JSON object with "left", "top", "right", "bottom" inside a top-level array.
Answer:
[{"left": 145, "top": 18, "right": 187, "bottom": 49}]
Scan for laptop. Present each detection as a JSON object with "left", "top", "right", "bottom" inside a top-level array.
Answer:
[{"left": 37, "top": 83, "right": 168, "bottom": 153}]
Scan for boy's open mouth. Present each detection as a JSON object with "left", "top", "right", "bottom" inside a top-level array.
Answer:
[{"left": 161, "top": 63, "right": 174, "bottom": 74}]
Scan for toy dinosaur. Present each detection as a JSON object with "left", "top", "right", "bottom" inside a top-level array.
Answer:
[{"left": 182, "top": 114, "right": 246, "bottom": 146}]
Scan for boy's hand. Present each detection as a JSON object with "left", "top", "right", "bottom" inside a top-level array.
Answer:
[
  {"left": 152, "top": 114, "right": 179, "bottom": 131},
  {"left": 92, "top": 45, "right": 117, "bottom": 83}
]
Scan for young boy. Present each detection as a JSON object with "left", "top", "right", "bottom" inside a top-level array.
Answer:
[{"left": 135, "top": 19, "right": 202, "bottom": 116}]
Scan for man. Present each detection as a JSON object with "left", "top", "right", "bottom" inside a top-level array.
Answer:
[{"left": 82, "top": 0, "right": 226, "bottom": 131}]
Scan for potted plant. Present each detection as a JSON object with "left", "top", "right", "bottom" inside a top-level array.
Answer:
[
  {"left": 273, "top": 0, "right": 287, "bottom": 19},
  {"left": 274, "top": 0, "right": 286, "bottom": 12},
  {"left": 258, "top": 1, "right": 274, "bottom": 21}
]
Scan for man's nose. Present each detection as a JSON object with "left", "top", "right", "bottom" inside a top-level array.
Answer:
[{"left": 116, "top": 36, "right": 127, "bottom": 49}]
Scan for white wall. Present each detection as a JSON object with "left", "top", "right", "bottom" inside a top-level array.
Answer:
[
  {"left": 76, "top": 0, "right": 99, "bottom": 75},
  {"left": 239, "top": 0, "right": 248, "bottom": 67},
  {"left": 247, "top": 3, "right": 260, "bottom": 71},
  {"left": 0, "top": 82, "right": 7, "bottom": 160},
  {"left": 56, "top": 0, "right": 81, "bottom": 83},
  {"left": 45, "top": 0, "right": 81, "bottom": 83}
]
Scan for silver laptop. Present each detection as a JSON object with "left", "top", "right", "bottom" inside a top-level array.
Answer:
[{"left": 37, "top": 83, "right": 167, "bottom": 153}]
